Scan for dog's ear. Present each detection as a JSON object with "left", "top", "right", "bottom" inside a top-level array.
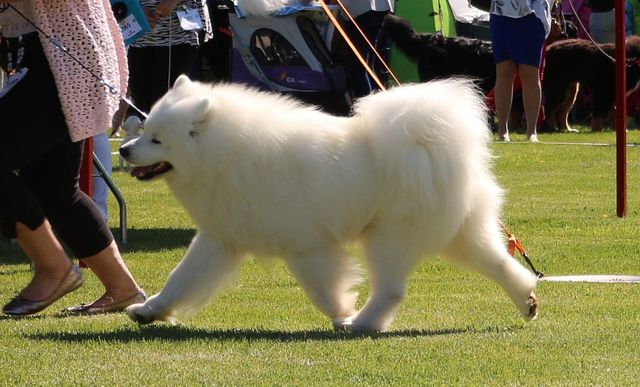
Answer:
[
  {"left": 190, "top": 98, "right": 211, "bottom": 137},
  {"left": 192, "top": 98, "right": 210, "bottom": 122},
  {"left": 174, "top": 74, "right": 192, "bottom": 89}
]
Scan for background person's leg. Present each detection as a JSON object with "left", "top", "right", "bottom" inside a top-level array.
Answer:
[
  {"left": 494, "top": 60, "right": 517, "bottom": 141},
  {"left": 519, "top": 63, "right": 542, "bottom": 141}
]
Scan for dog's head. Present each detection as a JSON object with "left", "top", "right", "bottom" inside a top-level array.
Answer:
[
  {"left": 625, "top": 36, "right": 640, "bottom": 92},
  {"left": 626, "top": 35, "right": 640, "bottom": 63},
  {"left": 119, "top": 75, "right": 211, "bottom": 181}
]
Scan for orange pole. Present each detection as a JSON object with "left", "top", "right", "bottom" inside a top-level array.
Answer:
[
  {"left": 333, "top": 0, "right": 401, "bottom": 86},
  {"left": 317, "top": 0, "right": 387, "bottom": 91}
]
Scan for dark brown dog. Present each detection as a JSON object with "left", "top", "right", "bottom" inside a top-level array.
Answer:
[
  {"left": 542, "top": 37, "right": 640, "bottom": 132},
  {"left": 382, "top": 14, "right": 496, "bottom": 94}
]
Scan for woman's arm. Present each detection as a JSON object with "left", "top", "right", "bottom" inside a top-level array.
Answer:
[
  {"left": 142, "top": 0, "right": 181, "bottom": 28},
  {"left": 155, "top": 0, "right": 181, "bottom": 17}
]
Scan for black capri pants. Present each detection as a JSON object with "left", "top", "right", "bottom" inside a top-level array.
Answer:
[{"left": 0, "top": 32, "right": 113, "bottom": 258}]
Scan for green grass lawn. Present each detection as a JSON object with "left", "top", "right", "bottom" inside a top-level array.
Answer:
[{"left": 1, "top": 129, "right": 639, "bottom": 385}]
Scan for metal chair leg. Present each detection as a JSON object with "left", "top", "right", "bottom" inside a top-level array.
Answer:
[{"left": 93, "top": 152, "right": 127, "bottom": 244}]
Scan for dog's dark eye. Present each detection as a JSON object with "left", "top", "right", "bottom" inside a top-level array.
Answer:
[{"left": 151, "top": 138, "right": 162, "bottom": 144}]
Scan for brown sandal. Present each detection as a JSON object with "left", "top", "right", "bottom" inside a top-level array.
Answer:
[{"left": 61, "top": 291, "right": 146, "bottom": 316}]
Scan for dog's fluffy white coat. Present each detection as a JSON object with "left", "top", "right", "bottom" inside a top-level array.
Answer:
[{"left": 121, "top": 75, "right": 538, "bottom": 331}]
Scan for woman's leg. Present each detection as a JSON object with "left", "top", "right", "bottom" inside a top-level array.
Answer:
[
  {"left": 519, "top": 63, "right": 542, "bottom": 141},
  {"left": 91, "top": 132, "right": 111, "bottom": 221},
  {"left": 167, "top": 44, "right": 199, "bottom": 85},
  {"left": 79, "top": 241, "right": 143, "bottom": 307},
  {"left": 128, "top": 44, "right": 199, "bottom": 118},
  {"left": 1, "top": 171, "right": 83, "bottom": 315},
  {"left": 0, "top": 34, "right": 83, "bottom": 314},
  {"left": 12, "top": 220, "right": 74, "bottom": 301},
  {"left": 1, "top": 33, "right": 139, "bottom": 314},
  {"left": 21, "top": 137, "right": 143, "bottom": 310},
  {"left": 127, "top": 46, "right": 156, "bottom": 116},
  {"left": 494, "top": 60, "right": 517, "bottom": 141}
]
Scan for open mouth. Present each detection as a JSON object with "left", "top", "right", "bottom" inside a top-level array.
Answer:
[{"left": 131, "top": 162, "right": 173, "bottom": 180}]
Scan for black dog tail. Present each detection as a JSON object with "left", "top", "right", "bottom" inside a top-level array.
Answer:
[{"left": 382, "top": 14, "right": 425, "bottom": 63}]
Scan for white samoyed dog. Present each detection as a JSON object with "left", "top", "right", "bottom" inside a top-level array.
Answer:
[{"left": 120, "top": 75, "right": 539, "bottom": 332}]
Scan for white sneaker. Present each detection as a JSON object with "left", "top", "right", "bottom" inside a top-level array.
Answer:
[{"left": 528, "top": 134, "right": 539, "bottom": 143}]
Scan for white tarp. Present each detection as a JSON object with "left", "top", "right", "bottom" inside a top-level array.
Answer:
[{"left": 446, "top": 0, "right": 489, "bottom": 24}]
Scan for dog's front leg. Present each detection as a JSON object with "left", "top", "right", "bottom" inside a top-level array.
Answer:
[
  {"left": 285, "top": 247, "right": 361, "bottom": 329},
  {"left": 126, "top": 233, "right": 241, "bottom": 324}
]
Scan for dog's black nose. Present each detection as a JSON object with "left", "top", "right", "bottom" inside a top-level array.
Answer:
[{"left": 119, "top": 147, "right": 129, "bottom": 158}]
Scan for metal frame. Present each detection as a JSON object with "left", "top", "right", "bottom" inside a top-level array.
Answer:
[{"left": 92, "top": 152, "right": 127, "bottom": 244}]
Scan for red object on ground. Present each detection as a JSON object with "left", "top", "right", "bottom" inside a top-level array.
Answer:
[{"left": 80, "top": 137, "right": 94, "bottom": 196}]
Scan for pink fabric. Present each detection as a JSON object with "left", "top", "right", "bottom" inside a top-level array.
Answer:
[
  {"left": 30, "top": 0, "right": 128, "bottom": 142},
  {"left": 562, "top": 0, "right": 592, "bottom": 40}
]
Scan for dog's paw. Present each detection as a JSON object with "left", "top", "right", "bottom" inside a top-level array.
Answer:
[
  {"left": 332, "top": 315, "right": 387, "bottom": 333},
  {"left": 523, "top": 293, "right": 539, "bottom": 321},
  {"left": 332, "top": 316, "right": 355, "bottom": 331},
  {"left": 125, "top": 303, "right": 156, "bottom": 325}
]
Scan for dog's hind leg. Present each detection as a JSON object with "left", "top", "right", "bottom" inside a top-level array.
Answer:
[
  {"left": 543, "top": 81, "right": 572, "bottom": 132},
  {"left": 557, "top": 82, "right": 580, "bottom": 132},
  {"left": 126, "top": 233, "right": 242, "bottom": 324},
  {"left": 442, "top": 215, "right": 538, "bottom": 321},
  {"left": 285, "top": 247, "right": 361, "bottom": 329},
  {"left": 340, "top": 228, "right": 423, "bottom": 333}
]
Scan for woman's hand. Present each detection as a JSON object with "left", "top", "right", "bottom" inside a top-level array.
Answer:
[
  {"left": 143, "top": 7, "right": 160, "bottom": 28},
  {"left": 155, "top": 0, "right": 181, "bottom": 18}
]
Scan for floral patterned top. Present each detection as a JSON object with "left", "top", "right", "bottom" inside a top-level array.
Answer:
[{"left": 0, "top": 0, "right": 128, "bottom": 142}]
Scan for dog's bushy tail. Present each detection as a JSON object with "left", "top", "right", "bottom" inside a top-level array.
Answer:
[
  {"left": 355, "top": 78, "right": 491, "bottom": 174},
  {"left": 382, "top": 14, "right": 425, "bottom": 63},
  {"left": 354, "top": 79, "right": 494, "bottom": 222}
]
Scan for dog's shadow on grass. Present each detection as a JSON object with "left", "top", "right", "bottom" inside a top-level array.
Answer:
[{"left": 27, "top": 323, "right": 524, "bottom": 343}]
